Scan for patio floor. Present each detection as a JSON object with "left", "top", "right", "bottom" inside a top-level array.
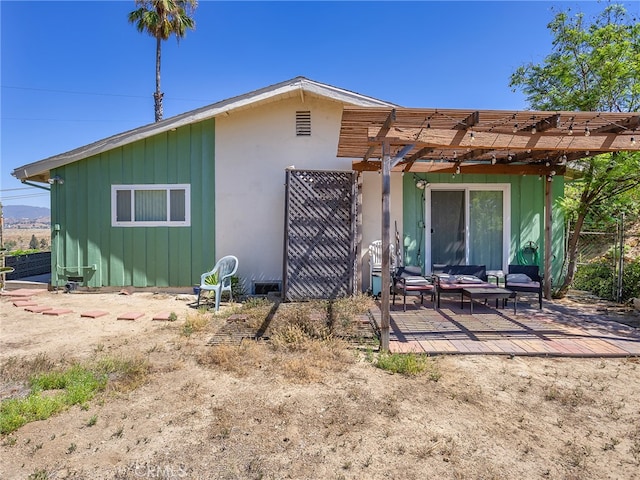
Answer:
[{"left": 369, "top": 297, "right": 640, "bottom": 357}]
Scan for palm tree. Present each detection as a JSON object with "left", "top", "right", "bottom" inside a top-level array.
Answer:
[{"left": 128, "top": 0, "right": 197, "bottom": 122}]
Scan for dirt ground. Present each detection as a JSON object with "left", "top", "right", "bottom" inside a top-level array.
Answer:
[{"left": 1, "top": 289, "right": 640, "bottom": 480}]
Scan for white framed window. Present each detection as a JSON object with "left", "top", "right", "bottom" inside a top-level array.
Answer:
[{"left": 111, "top": 184, "right": 191, "bottom": 227}]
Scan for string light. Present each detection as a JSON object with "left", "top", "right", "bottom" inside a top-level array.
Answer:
[
  {"left": 632, "top": 136, "right": 637, "bottom": 146},
  {"left": 455, "top": 165, "right": 461, "bottom": 175},
  {"left": 512, "top": 123, "right": 519, "bottom": 133},
  {"left": 531, "top": 126, "right": 537, "bottom": 135},
  {"left": 585, "top": 126, "right": 590, "bottom": 137},
  {"left": 568, "top": 124, "right": 573, "bottom": 135},
  {"left": 491, "top": 154, "right": 497, "bottom": 165},
  {"left": 469, "top": 131, "right": 475, "bottom": 142}
]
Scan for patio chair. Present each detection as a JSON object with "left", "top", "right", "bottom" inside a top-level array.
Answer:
[
  {"left": 392, "top": 265, "right": 434, "bottom": 311},
  {"left": 505, "top": 264, "right": 543, "bottom": 309},
  {"left": 196, "top": 255, "right": 238, "bottom": 311}
]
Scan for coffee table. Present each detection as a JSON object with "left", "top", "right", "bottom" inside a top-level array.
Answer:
[{"left": 462, "top": 287, "right": 517, "bottom": 314}]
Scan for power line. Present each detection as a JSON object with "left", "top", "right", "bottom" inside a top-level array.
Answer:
[
  {"left": 2, "top": 116, "right": 148, "bottom": 123},
  {"left": 0, "top": 193, "right": 49, "bottom": 201},
  {"left": 2, "top": 85, "right": 146, "bottom": 99},
  {"left": 2, "top": 85, "right": 212, "bottom": 102}
]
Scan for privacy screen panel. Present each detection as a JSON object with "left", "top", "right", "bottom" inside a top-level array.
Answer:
[{"left": 283, "top": 170, "right": 357, "bottom": 301}]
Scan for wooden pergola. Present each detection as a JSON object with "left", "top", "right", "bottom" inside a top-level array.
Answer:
[{"left": 337, "top": 106, "right": 640, "bottom": 350}]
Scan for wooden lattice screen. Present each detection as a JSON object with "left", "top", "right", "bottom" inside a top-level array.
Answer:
[{"left": 283, "top": 169, "right": 357, "bottom": 301}]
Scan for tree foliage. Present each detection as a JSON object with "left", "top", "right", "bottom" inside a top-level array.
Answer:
[
  {"left": 510, "top": 3, "right": 640, "bottom": 298},
  {"left": 128, "top": 0, "right": 197, "bottom": 122},
  {"left": 29, "top": 234, "right": 38, "bottom": 250},
  {"left": 510, "top": 4, "right": 640, "bottom": 113}
]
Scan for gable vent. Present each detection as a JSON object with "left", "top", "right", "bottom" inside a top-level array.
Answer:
[{"left": 296, "top": 111, "right": 311, "bottom": 136}]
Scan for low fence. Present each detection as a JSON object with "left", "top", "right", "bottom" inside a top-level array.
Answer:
[
  {"left": 569, "top": 214, "right": 639, "bottom": 302},
  {"left": 4, "top": 252, "right": 51, "bottom": 280}
]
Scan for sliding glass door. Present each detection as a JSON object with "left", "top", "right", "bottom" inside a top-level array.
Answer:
[
  {"left": 431, "top": 191, "right": 465, "bottom": 267},
  {"left": 426, "top": 185, "right": 509, "bottom": 272}
]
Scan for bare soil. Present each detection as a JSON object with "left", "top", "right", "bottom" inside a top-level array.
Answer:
[{"left": 1, "top": 290, "right": 640, "bottom": 480}]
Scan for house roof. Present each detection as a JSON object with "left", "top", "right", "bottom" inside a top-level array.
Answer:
[
  {"left": 12, "top": 77, "right": 397, "bottom": 183},
  {"left": 338, "top": 107, "right": 640, "bottom": 175}
]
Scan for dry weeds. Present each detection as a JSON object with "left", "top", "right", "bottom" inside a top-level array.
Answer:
[{"left": 1, "top": 293, "right": 640, "bottom": 479}]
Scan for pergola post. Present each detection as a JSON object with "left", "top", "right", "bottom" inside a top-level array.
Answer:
[
  {"left": 380, "top": 140, "right": 391, "bottom": 351},
  {"left": 544, "top": 175, "right": 553, "bottom": 299}
]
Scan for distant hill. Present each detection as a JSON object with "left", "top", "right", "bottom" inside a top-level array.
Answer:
[{"left": 3, "top": 205, "right": 51, "bottom": 223}]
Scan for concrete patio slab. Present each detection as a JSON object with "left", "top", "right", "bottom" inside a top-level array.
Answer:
[
  {"left": 24, "top": 306, "right": 53, "bottom": 313},
  {"left": 117, "top": 312, "right": 145, "bottom": 321},
  {"left": 80, "top": 310, "right": 109, "bottom": 318},
  {"left": 42, "top": 309, "right": 74, "bottom": 316},
  {"left": 13, "top": 300, "right": 37, "bottom": 307}
]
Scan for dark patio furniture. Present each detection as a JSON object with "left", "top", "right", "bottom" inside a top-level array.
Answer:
[
  {"left": 392, "top": 265, "right": 434, "bottom": 311},
  {"left": 434, "top": 265, "right": 495, "bottom": 308},
  {"left": 462, "top": 287, "right": 516, "bottom": 314},
  {"left": 505, "top": 264, "right": 543, "bottom": 309}
]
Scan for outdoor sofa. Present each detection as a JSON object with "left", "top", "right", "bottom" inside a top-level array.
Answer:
[{"left": 433, "top": 265, "right": 495, "bottom": 308}]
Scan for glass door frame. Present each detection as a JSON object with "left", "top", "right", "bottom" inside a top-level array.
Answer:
[{"left": 424, "top": 183, "right": 511, "bottom": 273}]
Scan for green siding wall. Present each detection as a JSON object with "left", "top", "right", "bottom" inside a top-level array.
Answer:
[
  {"left": 402, "top": 173, "right": 566, "bottom": 286},
  {"left": 50, "top": 119, "right": 216, "bottom": 288}
]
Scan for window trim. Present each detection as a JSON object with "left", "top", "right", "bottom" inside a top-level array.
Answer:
[{"left": 111, "top": 184, "right": 191, "bottom": 227}]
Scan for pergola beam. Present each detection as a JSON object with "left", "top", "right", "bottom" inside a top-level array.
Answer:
[
  {"left": 518, "top": 113, "right": 561, "bottom": 134},
  {"left": 593, "top": 115, "right": 640, "bottom": 134},
  {"left": 369, "top": 127, "right": 640, "bottom": 153},
  {"left": 353, "top": 160, "right": 565, "bottom": 176},
  {"left": 453, "top": 110, "right": 479, "bottom": 130},
  {"left": 403, "top": 147, "right": 434, "bottom": 171},
  {"left": 391, "top": 144, "right": 415, "bottom": 168},
  {"left": 363, "top": 109, "right": 397, "bottom": 162}
]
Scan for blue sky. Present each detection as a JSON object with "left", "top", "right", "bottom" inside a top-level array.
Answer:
[{"left": 2, "top": 0, "right": 637, "bottom": 208}]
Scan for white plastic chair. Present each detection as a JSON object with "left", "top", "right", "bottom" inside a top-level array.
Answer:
[
  {"left": 197, "top": 255, "right": 238, "bottom": 311},
  {"left": 368, "top": 240, "right": 396, "bottom": 295}
]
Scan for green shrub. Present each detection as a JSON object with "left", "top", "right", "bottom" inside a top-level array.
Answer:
[
  {"left": 573, "top": 257, "right": 640, "bottom": 302},
  {"left": 1, "top": 358, "right": 144, "bottom": 435},
  {"left": 375, "top": 352, "right": 440, "bottom": 379},
  {"left": 6, "top": 249, "right": 40, "bottom": 257},
  {"left": 622, "top": 259, "right": 640, "bottom": 301}
]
